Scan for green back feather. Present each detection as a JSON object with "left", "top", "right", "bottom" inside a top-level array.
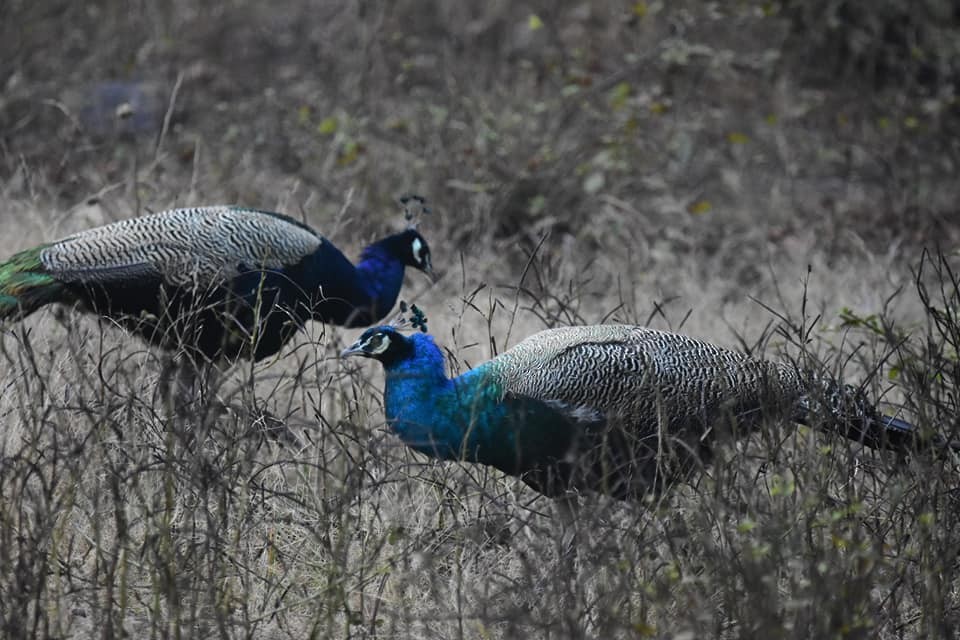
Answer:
[{"left": 0, "top": 245, "right": 63, "bottom": 319}]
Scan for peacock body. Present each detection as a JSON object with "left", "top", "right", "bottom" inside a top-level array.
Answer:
[
  {"left": 343, "top": 324, "right": 923, "bottom": 500},
  {"left": 0, "top": 206, "right": 433, "bottom": 362}
]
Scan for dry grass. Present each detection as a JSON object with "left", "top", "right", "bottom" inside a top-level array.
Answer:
[{"left": 2, "top": 1, "right": 960, "bottom": 638}]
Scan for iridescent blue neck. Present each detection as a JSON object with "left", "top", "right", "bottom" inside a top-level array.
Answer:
[
  {"left": 301, "top": 237, "right": 407, "bottom": 327},
  {"left": 383, "top": 334, "right": 502, "bottom": 460},
  {"left": 379, "top": 333, "right": 583, "bottom": 479},
  {"left": 354, "top": 240, "right": 406, "bottom": 315}
]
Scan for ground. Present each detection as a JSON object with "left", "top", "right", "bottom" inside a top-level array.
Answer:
[{"left": 2, "top": 1, "right": 960, "bottom": 638}]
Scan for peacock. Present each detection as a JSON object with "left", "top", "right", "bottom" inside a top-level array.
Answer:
[
  {"left": 0, "top": 204, "right": 434, "bottom": 365},
  {"left": 342, "top": 317, "right": 951, "bottom": 501}
]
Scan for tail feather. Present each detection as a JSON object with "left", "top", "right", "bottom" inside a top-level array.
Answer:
[
  {"left": 841, "top": 412, "right": 917, "bottom": 452},
  {"left": 795, "top": 374, "right": 959, "bottom": 455},
  {"left": 0, "top": 245, "right": 64, "bottom": 320}
]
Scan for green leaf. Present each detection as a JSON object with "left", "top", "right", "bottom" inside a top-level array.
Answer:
[
  {"left": 297, "top": 105, "right": 311, "bottom": 125},
  {"left": 337, "top": 140, "right": 363, "bottom": 165},
  {"left": 528, "top": 194, "right": 546, "bottom": 215},
  {"left": 317, "top": 116, "right": 338, "bottom": 135},
  {"left": 610, "top": 81, "right": 631, "bottom": 110},
  {"left": 726, "top": 131, "right": 749, "bottom": 144}
]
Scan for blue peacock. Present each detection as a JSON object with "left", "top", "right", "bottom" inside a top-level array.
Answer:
[
  {"left": 0, "top": 204, "right": 434, "bottom": 364},
  {"left": 343, "top": 317, "right": 947, "bottom": 500}
]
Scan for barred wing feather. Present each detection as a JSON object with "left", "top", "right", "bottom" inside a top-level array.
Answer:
[
  {"left": 39, "top": 206, "right": 322, "bottom": 288},
  {"left": 497, "top": 325, "right": 804, "bottom": 430}
]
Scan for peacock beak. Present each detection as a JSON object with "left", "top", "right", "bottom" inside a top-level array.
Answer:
[
  {"left": 421, "top": 259, "right": 437, "bottom": 283},
  {"left": 340, "top": 341, "right": 366, "bottom": 358}
]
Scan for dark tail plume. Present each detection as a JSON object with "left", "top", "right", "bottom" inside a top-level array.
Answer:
[{"left": 795, "top": 375, "right": 960, "bottom": 456}]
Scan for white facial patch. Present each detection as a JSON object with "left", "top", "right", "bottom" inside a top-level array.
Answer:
[
  {"left": 411, "top": 237, "right": 423, "bottom": 264},
  {"left": 365, "top": 333, "right": 392, "bottom": 355}
]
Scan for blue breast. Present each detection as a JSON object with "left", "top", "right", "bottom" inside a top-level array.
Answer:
[
  {"left": 382, "top": 335, "right": 578, "bottom": 473},
  {"left": 382, "top": 334, "right": 468, "bottom": 459}
]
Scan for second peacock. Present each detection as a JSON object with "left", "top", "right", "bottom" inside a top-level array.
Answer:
[{"left": 343, "top": 318, "right": 945, "bottom": 501}]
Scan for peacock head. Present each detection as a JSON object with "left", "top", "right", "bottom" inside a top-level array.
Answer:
[
  {"left": 340, "top": 326, "right": 414, "bottom": 366},
  {"left": 394, "top": 229, "right": 435, "bottom": 281}
]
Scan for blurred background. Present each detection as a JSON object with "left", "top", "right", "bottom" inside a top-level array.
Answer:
[
  {"left": 4, "top": 1, "right": 958, "bottom": 300},
  {"left": 3, "top": 1, "right": 960, "bottom": 638}
]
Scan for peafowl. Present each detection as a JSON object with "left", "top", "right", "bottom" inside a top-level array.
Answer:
[
  {"left": 342, "top": 319, "right": 951, "bottom": 501},
  {"left": 0, "top": 205, "right": 434, "bottom": 364}
]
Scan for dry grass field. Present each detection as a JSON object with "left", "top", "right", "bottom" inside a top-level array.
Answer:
[{"left": 2, "top": 1, "right": 960, "bottom": 638}]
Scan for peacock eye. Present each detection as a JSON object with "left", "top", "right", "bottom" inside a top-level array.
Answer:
[{"left": 366, "top": 333, "right": 391, "bottom": 355}]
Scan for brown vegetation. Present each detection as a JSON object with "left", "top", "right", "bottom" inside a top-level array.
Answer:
[{"left": 1, "top": 1, "right": 959, "bottom": 637}]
